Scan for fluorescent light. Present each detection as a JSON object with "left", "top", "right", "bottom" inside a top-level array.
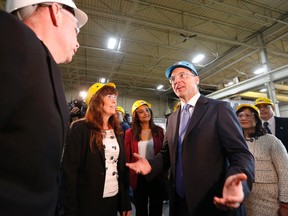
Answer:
[
  {"left": 79, "top": 91, "right": 87, "bottom": 99},
  {"left": 108, "top": 38, "right": 117, "bottom": 49},
  {"left": 117, "top": 38, "right": 121, "bottom": 51},
  {"left": 157, "top": 85, "right": 163, "bottom": 90},
  {"left": 99, "top": 78, "right": 106, "bottom": 83},
  {"left": 192, "top": 54, "right": 205, "bottom": 63},
  {"left": 254, "top": 67, "right": 265, "bottom": 75},
  {"left": 260, "top": 88, "right": 267, "bottom": 92}
]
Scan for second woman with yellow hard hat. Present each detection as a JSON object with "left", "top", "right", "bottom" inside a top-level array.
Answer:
[
  {"left": 61, "top": 82, "right": 131, "bottom": 216},
  {"left": 125, "top": 100, "right": 165, "bottom": 216}
]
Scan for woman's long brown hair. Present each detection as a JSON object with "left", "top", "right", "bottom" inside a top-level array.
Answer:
[{"left": 85, "top": 86, "right": 122, "bottom": 152}]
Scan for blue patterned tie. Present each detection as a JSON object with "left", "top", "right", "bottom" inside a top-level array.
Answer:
[
  {"left": 176, "top": 104, "right": 191, "bottom": 198},
  {"left": 263, "top": 122, "right": 272, "bottom": 134}
]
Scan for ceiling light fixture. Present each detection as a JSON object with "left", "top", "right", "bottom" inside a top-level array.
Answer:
[
  {"left": 253, "top": 67, "right": 266, "bottom": 75},
  {"left": 192, "top": 52, "right": 218, "bottom": 67},
  {"left": 192, "top": 54, "right": 205, "bottom": 64},
  {"left": 224, "top": 81, "right": 234, "bottom": 87},
  {"left": 108, "top": 37, "right": 117, "bottom": 49},
  {"left": 157, "top": 85, "right": 164, "bottom": 90},
  {"left": 99, "top": 77, "right": 106, "bottom": 83},
  {"left": 79, "top": 91, "right": 87, "bottom": 99}
]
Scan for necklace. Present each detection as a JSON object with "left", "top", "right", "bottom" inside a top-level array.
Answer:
[
  {"left": 141, "top": 129, "right": 151, "bottom": 134},
  {"left": 102, "top": 129, "right": 115, "bottom": 139},
  {"left": 245, "top": 137, "right": 254, "bottom": 142},
  {"left": 245, "top": 136, "right": 258, "bottom": 142}
]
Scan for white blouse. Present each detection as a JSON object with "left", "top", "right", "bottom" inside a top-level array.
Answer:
[
  {"left": 102, "top": 129, "right": 119, "bottom": 198},
  {"left": 138, "top": 138, "right": 154, "bottom": 160}
]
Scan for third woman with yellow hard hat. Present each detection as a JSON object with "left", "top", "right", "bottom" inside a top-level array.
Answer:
[{"left": 124, "top": 100, "right": 165, "bottom": 216}]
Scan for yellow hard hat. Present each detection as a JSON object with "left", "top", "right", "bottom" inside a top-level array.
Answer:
[
  {"left": 85, "top": 82, "right": 116, "bottom": 106},
  {"left": 254, "top": 97, "right": 274, "bottom": 107},
  {"left": 236, "top": 104, "right": 260, "bottom": 116},
  {"left": 131, "top": 100, "right": 151, "bottom": 114},
  {"left": 116, "top": 106, "right": 125, "bottom": 114}
]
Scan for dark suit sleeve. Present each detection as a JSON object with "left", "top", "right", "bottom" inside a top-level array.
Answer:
[
  {"left": 275, "top": 117, "right": 288, "bottom": 152},
  {"left": 148, "top": 120, "right": 171, "bottom": 179},
  {"left": 217, "top": 102, "right": 255, "bottom": 196},
  {"left": 0, "top": 12, "right": 38, "bottom": 129},
  {"left": 117, "top": 135, "right": 132, "bottom": 212}
]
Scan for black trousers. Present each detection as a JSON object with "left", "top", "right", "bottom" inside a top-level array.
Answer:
[
  {"left": 174, "top": 193, "right": 191, "bottom": 216},
  {"left": 134, "top": 175, "right": 164, "bottom": 216},
  {"left": 97, "top": 194, "right": 118, "bottom": 215}
]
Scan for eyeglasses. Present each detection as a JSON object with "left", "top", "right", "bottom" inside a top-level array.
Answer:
[
  {"left": 59, "top": 5, "right": 80, "bottom": 35},
  {"left": 169, "top": 72, "right": 195, "bottom": 84},
  {"left": 105, "top": 94, "right": 117, "bottom": 101},
  {"left": 256, "top": 104, "right": 271, "bottom": 109},
  {"left": 136, "top": 108, "right": 150, "bottom": 115},
  {"left": 40, "top": 3, "right": 80, "bottom": 35},
  {"left": 62, "top": 4, "right": 75, "bottom": 16},
  {"left": 237, "top": 112, "right": 254, "bottom": 119}
]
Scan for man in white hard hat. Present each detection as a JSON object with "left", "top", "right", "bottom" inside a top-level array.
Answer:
[{"left": 0, "top": 1, "right": 87, "bottom": 215}]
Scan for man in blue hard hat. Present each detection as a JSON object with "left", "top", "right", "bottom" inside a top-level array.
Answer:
[{"left": 126, "top": 60, "right": 255, "bottom": 216}]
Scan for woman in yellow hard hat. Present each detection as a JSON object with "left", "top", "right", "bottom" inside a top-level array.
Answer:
[
  {"left": 236, "top": 104, "right": 288, "bottom": 216},
  {"left": 61, "top": 82, "right": 132, "bottom": 216},
  {"left": 125, "top": 100, "right": 165, "bottom": 216}
]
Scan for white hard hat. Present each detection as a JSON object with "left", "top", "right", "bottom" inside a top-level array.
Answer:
[{"left": 6, "top": 0, "right": 88, "bottom": 27}]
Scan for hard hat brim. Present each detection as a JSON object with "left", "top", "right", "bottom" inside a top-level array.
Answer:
[
  {"left": 74, "top": 8, "right": 88, "bottom": 28},
  {"left": 165, "top": 61, "right": 198, "bottom": 78},
  {"left": 236, "top": 104, "right": 260, "bottom": 116}
]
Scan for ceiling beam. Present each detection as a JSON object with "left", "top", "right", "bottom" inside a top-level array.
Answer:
[
  {"left": 207, "top": 64, "right": 288, "bottom": 100},
  {"left": 238, "top": 91, "right": 288, "bottom": 102},
  {"left": 86, "top": 9, "right": 260, "bottom": 48},
  {"left": 199, "top": 15, "right": 288, "bottom": 78}
]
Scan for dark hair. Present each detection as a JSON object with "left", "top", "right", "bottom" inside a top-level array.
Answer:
[
  {"left": 131, "top": 107, "right": 159, "bottom": 141},
  {"left": 236, "top": 106, "right": 266, "bottom": 138},
  {"left": 85, "top": 86, "right": 122, "bottom": 152}
]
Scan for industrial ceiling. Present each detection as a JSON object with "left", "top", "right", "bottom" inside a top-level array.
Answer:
[{"left": 1, "top": 0, "right": 288, "bottom": 103}]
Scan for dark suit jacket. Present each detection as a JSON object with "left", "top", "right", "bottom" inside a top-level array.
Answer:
[
  {"left": 275, "top": 116, "right": 288, "bottom": 151},
  {"left": 61, "top": 120, "right": 131, "bottom": 216},
  {"left": 0, "top": 10, "right": 69, "bottom": 216},
  {"left": 149, "top": 95, "right": 255, "bottom": 216}
]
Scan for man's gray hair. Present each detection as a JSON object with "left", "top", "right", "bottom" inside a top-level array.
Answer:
[{"left": 13, "top": 5, "right": 39, "bottom": 20}]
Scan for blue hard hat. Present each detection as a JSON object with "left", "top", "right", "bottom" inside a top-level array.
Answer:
[{"left": 165, "top": 61, "right": 198, "bottom": 78}]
